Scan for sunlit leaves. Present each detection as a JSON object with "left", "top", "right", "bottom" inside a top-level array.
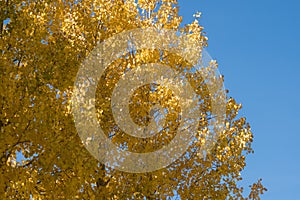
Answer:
[{"left": 0, "top": 0, "right": 266, "bottom": 199}]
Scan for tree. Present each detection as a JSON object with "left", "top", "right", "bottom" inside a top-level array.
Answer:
[{"left": 0, "top": 0, "right": 266, "bottom": 199}]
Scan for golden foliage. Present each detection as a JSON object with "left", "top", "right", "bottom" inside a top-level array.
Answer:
[{"left": 0, "top": 0, "right": 266, "bottom": 199}]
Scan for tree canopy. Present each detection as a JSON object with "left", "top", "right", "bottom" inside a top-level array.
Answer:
[{"left": 0, "top": 0, "right": 266, "bottom": 199}]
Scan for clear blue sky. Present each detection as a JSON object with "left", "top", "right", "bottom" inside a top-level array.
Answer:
[{"left": 179, "top": 0, "right": 300, "bottom": 199}]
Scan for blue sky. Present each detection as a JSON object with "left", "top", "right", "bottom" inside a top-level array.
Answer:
[{"left": 179, "top": 0, "right": 300, "bottom": 199}]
